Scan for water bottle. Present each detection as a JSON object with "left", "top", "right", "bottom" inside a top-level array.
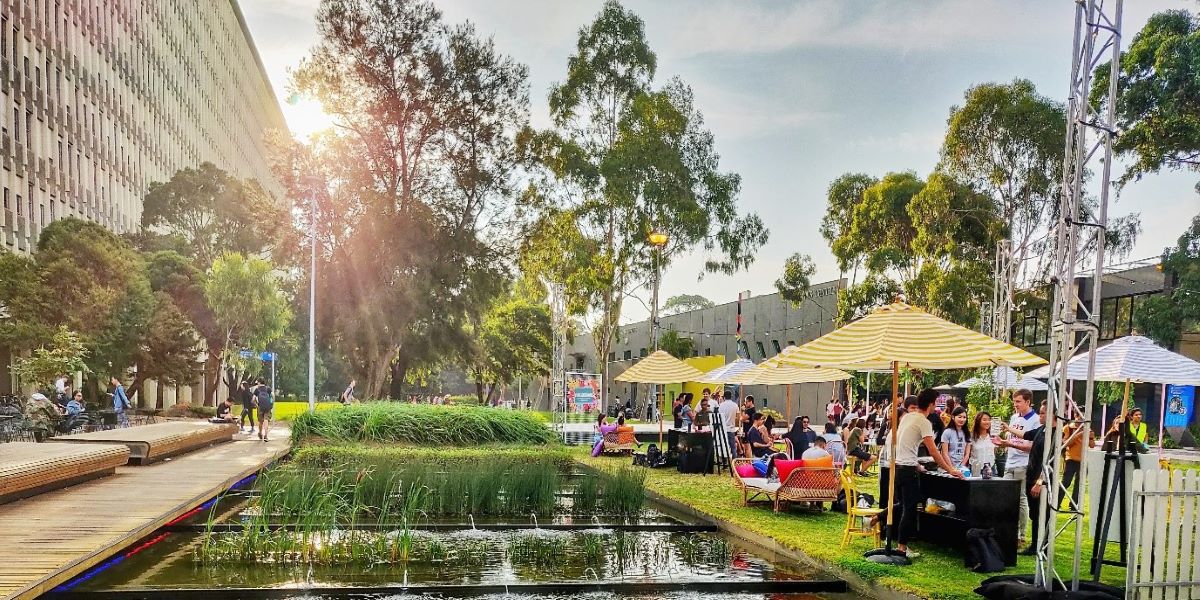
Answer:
[
  {"left": 981, "top": 463, "right": 993, "bottom": 480},
  {"left": 961, "top": 467, "right": 972, "bottom": 478}
]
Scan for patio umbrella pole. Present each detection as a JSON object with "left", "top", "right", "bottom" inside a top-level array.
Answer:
[
  {"left": 786, "top": 384, "right": 792, "bottom": 425},
  {"left": 865, "top": 360, "right": 909, "bottom": 565},
  {"left": 1157, "top": 383, "right": 1165, "bottom": 462}
]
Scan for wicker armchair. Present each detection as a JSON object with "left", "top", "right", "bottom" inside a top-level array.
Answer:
[
  {"left": 730, "top": 458, "right": 780, "bottom": 506},
  {"left": 774, "top": 467, "right": 841, "bottom": 513},
  {"left": 602, "top": 427, "right": 637, "bottom": 454}
]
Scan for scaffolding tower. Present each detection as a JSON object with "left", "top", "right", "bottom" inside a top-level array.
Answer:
[
  {"left": 994, "top": 239, "right": 1015, "bottom": 344},
  {"left": 1035, "top": 0, "right": 1123, "bottom": 591},
  {"left": 549, "top": 282, "right": 568, "bottom": 442}
]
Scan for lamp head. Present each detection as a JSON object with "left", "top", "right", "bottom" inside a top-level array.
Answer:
[{"left": 648, "top": 231, "right": 669, "bottom": 247}]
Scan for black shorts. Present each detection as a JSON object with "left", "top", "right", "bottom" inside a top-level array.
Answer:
[
  {"left": 258, "top": 406, "right": 273, "bottom": 419},
  {"left": 849, "top": 447, "right": 872, "bottom": 461}
]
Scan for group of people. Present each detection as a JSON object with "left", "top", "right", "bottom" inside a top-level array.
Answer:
[{"left": 225, "top": 378, "right": 275, "bottom": 442}]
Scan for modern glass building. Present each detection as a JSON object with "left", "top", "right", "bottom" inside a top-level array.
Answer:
[{"left": 0, "top": 0, "right": 285, "bottom": 251}]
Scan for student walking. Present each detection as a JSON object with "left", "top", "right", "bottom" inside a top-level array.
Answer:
[
  {"left": 255, "top": 378, "right": 274, "bottom": 442},
  {"left": 111, "top": 376, "right": 131, "bottom": 427},
  {"left": 239, "top": 381, "right": 257, "bottom": 434}
]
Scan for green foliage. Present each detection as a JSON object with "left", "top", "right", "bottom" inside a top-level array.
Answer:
[
  {"left": 1135, "top": 214, "right": 1199, "bottom": 347},
  {"left": 1096, "top": 381, "right": 1130, "bottom": 408},
  {"left": 775, "top": 253, "right": 815, "bottom": 307},
  {"left": 478, "top": 295, "right": 552, "bottom": 384},
  {"left": 836, "top": 273, "right": 902, "bottom": 324},
  {"left": 140, "top": 162, "right": 284, "bottom": 267},
  {"left": 289, "top": 403, "right": 558, "bottom": 446},
  {"left": 662, "top": 293, "right": 714, "bottom": 315},
  {"left": 10, "top": 325, "right": 89, "bottom": 390},
  {"left": 0, "top": 250, "right": 49, "bottom": 348},
  {"left": 35, "top": 219, "right": 156, "bottom": 375},
  {"left": 520, "top": 1, "right": 766, "bottom": 382},
  {"left": 1094, "top": 9, "right": 1200, "bottom": 187},
  {"left": 658, "top": 327, "right": 694, "bottom": 359},
  {"left": 134, "top": 292, "right": 202, "bottom": 389},
  {"left": 204, "top": 252, "right": 291, "bottom": 371}
]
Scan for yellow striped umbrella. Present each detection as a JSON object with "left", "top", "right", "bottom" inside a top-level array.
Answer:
[
  {"left": 614, "top": 350, "right": 705, "bottom": 384},
  {"left": 773, "top": 302, "right": 1044, "bottom": 561},
  {"left": 775, "top": 302, "right": 1046, "bottom": 371},
  {"left": 729, "top": 350, "right": 853, "bottom": 423}
]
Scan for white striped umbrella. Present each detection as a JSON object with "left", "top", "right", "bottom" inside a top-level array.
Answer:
[
  {"left": 1025, "top": 336, "right": 1200, "bottom": 385},
  {"left": 697, "top": 358, "right": 758, "bottom": 383},
  {"left": 954, "top": 366, "right": 1049, "bottom": 391}
]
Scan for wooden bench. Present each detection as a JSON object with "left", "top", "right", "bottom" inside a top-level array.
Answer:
[
  {"left": 0, "top": 442, "right": 129, "bottom": 504},
  {"left": 47, "top": 421, "right": 238, "bottom": 464}
]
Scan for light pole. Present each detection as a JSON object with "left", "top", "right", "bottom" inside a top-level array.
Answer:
[
  {"left": 307, "top": 184, "right": 318, "bottom": 414},
  {"left": 648, "top": 231, "right": 669, "bottom": 422}
]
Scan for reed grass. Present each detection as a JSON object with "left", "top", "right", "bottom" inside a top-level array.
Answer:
[{"left": 290, "top": 403, "right": 557, "bottom": 445}]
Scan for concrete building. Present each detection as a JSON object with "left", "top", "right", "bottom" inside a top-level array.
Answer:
[
  {"left": 0, "top": 1, "right": 286, "bottom": 401},
  {"left": 566, "top": 278, "right": 845, "bottom": 421}
]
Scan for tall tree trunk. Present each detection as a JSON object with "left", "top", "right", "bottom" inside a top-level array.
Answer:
[
  {"left": 204, "top": 347, "right": 222, "bottom": 407},
  {"left": 389, "top": 356, "right": 408, "bottom": 400},
  {"left": 130, "top": 372, "right": 144, "bottom": 409},
  {"left": 475, "top": 374, "right": 484, "bottom": 405}
]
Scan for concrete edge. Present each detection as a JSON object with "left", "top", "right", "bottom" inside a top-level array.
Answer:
[{"left": 576, "top": 461, "right": 921, "bottom": 600}]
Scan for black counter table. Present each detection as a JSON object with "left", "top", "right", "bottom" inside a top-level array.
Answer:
[{"left": 917, "top": 472, "right": 1021, "bottom": 566}]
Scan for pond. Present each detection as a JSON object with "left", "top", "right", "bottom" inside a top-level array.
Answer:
[{"left": 51, "top": 462, "right": 870, "bottom": 600}]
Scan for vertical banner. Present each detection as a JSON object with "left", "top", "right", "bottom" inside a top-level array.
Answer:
[
  {"left": 566, "top": 372, "right": 603, "bottom": 413},
  {"left": 1164, "top": 384, "right": 1194, "bottom": 428}
]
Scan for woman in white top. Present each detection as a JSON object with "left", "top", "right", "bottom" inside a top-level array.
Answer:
[{"left": 969, "top": 411, "right": 996, "bottom": 475}]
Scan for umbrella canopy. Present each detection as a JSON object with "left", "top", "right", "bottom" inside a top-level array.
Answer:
[
  {"left": 697, "top": 358, "right": 758, "bottom": 383},
  {"left": 775, "top": 302, "right": 1046, "bottom": 370},
  {"left": 614, "top": 350, "right": 705, "bottom": 384},
  {"left": 728, "top": 347, "right": 852, "bottom": 385},
  {"left": 1025, "top": 335, "right": 1200, "bottom": 385},
  {"left": 954, "top": 366, "right": 1048, "bottom": 391}
]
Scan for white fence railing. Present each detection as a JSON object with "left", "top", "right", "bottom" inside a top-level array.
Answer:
[{"left": 1129, "top": 468, "right": 1200, "bottom": 599}]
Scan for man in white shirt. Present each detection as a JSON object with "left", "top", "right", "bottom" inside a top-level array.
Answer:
[
  {"left": 717, "top": 390, "right": 741, "bottom": 458},
  {"left": 892, "top": 389, "right": 964, "bottom": 558},
  {"left": 1001, "top": 388, "right": 1041, "bottom": 544},
  {"left": 801, "top": 436, "right": 831, "bottom": 460}
]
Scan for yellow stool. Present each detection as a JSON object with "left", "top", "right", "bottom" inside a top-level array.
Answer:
[{"left": 841, "top": 468, "right": 884, "bottom": 547}]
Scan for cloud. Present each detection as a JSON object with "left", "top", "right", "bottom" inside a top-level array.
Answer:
[{"left": 653, "top": 1, "right": 1062, "bottom": 59}]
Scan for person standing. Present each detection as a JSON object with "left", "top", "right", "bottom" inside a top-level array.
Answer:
[
  {"left": 893, "top": 389, "right": 964, "bottom": 558},
  {"left": 717, "top": 390, "right": 741, "bottom": 458},
  {"left": 255, "top": 378, "right": 274, "bottom": 442},
  {"left": 970, "top": 412, "right": 996, "bottom": 476},
  {"left": 671, "top": 396, "right": 684, "bottom": 429},
  {"left": 1001, "top": 389, "right": 1041, "bottom": 546},
  {"left": 741, "top": 396, "right": 758, "bottom": 436},
  {"left": 54, "top": 374, "right": 69, "bottom": 406},
  {"left": 110, "top": 376, "right": 131, "bottom": 427},
  {"left": 680, "top": 394, "right": 695, "bottom": 431},
  {"left": 939, "top": 407, "right": 972, "bottom": 471},
  {"left": 239, "top": 381, "right": 257, "bottom": 434},
  {"left": 1001, "top": 401, "right": 1048, "bottom": 555},
  {"left": 340, "top": 379, "right": 356, "bottom": 404}
]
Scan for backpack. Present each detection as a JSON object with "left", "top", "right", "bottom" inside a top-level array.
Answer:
[
  {"left": 646, "top": 443, "right": 663, "bottom": 467},
  {"left": 964, "top": 528, "right": 1006, "bottom": 573},
  {"left": 255, "top": 386, "right": 271, "bottom": 405}
]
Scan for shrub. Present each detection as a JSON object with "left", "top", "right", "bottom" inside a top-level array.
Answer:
[
  {"left": 290, "top": 402, "right": 557, "bottom": 446},
  {"left": 164, "top": 404, "right": 216, "bottom": 418}
]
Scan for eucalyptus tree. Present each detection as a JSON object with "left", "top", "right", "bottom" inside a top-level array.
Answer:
[{"left": 519, "top": 1, "right": 767, "bottom": 398}]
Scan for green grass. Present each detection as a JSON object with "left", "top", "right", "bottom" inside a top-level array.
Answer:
[
  {"left": 579, "top": 450, "right": 1128, "bottom": 600},
  {"left": 233, "top": 401, "right": 341, "bottom": 421},
  {"left": 289, "top": 402, "right": 557, "bottom": 446}
]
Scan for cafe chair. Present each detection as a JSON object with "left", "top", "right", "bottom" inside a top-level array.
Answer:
[{"left": 840, "top": 468, "right": 883, "bottom": 547}]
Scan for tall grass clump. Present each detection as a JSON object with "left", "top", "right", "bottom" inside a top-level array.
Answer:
[
  {"left": 291, "top": 403, "right": 556, "bottom": 446},
  {"left": 599, "top": 466, "right": 647, "bottom": 517}
]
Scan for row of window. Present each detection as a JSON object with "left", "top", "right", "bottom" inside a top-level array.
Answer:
[
  {"left": 1010, "top": 292, "right": 1156, "bottom": 347},
  {"left": 0, "top": 0, "right": 284, "bottom": 244}
]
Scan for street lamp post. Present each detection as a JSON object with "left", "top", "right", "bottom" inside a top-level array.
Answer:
[
  {"left": 308, "top": 186, "right": 317, "bottom": 414},
  {"left": 648, "top": 231, "right": 669, "bottom": 422}
]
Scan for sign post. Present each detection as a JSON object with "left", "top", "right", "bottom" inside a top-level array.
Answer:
[{"left": 261, "top": 352, "right": 276, "bottom": 398}]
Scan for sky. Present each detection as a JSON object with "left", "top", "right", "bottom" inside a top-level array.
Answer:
[{"left": 241, "top": 0, "right": 1200, "bottom": 324}]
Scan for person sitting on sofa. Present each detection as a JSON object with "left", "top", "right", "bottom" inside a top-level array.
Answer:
[{"left": 592, "top": 413, "right": 618, "bottom": 457}]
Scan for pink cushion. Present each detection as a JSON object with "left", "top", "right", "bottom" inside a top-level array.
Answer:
[
  {"left": 775, "top": 459, "right": 805, "bottom": 482},
  {"left": 735, "top": 464, "right": 758, "bottom": 478}
]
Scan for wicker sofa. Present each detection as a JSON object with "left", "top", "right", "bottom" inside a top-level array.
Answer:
[
  {"left": 602, "top": 426, "right": 638, "bottom": 454},
  {"left": 730, "top": 457, "right": 842, "bottom": 512}
]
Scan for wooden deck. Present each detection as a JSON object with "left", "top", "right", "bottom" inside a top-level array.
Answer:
[
  {"left": 47, "top": 421, "right": 238, "bottom": 464},
  {"left": 0, "top": 428, "right": 289, "bottom": 600},
  {"left": 0, "top": 443, "right": 130, "bottom": 506}
]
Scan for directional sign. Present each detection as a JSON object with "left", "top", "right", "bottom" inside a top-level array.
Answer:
[
  {"left": 238, "top": 350, "right": 254, "bottom": 359},
  {"left": 260, "top": 352, "right": 276, "bottom": 362}
]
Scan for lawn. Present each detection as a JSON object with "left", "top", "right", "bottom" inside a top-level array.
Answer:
[
  {"left": 579, "top": 451, "right": 1128, "bottom": 600},
  {"left": 233, "top": 401, "right": 341, "bottom": 421}
]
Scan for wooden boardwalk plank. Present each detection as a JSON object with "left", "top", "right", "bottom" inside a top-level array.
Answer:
[
  {"left": 46, "top": 422, "right": 238, "bottom": 463},
  {"left": 0, "top": 427, "right": 288, "bottom": 600}
]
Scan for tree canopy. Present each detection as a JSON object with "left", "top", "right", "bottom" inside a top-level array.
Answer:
[
  {"left": 1135, "top": 214, "right": 1200, "bottom": 347},
  {"left": 663, "top": 294, "right": 714, "bottom": 315}
]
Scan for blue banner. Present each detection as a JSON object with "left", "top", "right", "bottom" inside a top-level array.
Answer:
[{"left": 1164, "top": 384, "right": 1194, "bottom": 428}]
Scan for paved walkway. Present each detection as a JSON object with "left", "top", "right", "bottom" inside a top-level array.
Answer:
[{"left": 0, "top": 428, "right": 288, "bottom": 600}]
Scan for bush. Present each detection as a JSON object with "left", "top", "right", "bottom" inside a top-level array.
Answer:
[
  {"left": 289, "top": 402, "right": 557, "bottom": 446},
  {"left": 164, "top": 404, "right": 216, "bottom": 418}
]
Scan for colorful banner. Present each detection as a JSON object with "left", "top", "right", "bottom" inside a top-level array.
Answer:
[
  {"left": 566, "top": 372, "right": 602, "bottom": 413},
  {"left": 1164, "top": 384, "right": 1195, "bottom": 429}
]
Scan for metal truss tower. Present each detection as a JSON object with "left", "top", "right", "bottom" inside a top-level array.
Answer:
[
  {"left": 993, "top": 239, "right": 1015, "bottom": 344},
  {"left": 1035, "top": 0, "right": 1123, "bottom": 591},
  {"left": 549, "top": 282, "right": 568, "bottom": 442}
]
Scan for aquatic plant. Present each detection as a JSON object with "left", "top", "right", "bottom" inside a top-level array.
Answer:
[{"left": 290, "top": 403, "right": 557, "bottom": 445}]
